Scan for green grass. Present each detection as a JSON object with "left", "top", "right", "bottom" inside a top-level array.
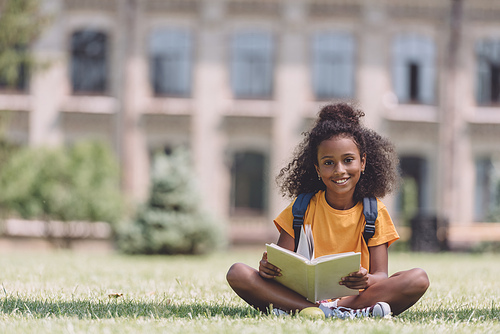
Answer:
[{"left": 0, "top": 248, "right": 498, "bottom": 333}]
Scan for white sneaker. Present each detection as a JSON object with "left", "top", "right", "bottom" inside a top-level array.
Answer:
[
  {"left": 320, "top": 301, "right": 391, "bottom": 319},
  {"left": 272, "top": 308, "right": 290, "bottom": 316}
]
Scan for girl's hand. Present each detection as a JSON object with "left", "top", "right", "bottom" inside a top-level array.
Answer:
[
  {"left": 340, "top": 266, "right": 369, "bottom": 290},
  {"left": 258, "top": 251, "right": 282, "bottom": 279}
]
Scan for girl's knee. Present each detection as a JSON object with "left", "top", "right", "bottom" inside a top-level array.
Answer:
[
  {"left": 408, "top": 268, "right": 430, "bottom": 293},
  {"left": 226, "top": 263, "right": 251, "bottom": 288},
  {"left": 226, "top": 263, "right": 242, "bottom": 284}
]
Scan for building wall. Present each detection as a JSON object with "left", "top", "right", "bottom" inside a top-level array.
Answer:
[{"left": 2, "top": 0, "right": 500, "bottom": 243}]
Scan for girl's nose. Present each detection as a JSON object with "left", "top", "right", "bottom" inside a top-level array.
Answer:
[{"left": 333, "top": 163, "right": 346, "bottom": 174}]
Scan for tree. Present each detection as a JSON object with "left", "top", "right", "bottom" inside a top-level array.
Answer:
[
  {"left": 0, "top": 0, "right": 47, "bottom": 89},
  {"left": 116, "top": 148, "right": 227, "bottom": 255}
]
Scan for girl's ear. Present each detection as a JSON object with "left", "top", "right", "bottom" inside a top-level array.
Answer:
[
  {"left": 361, "top": 153, "right": 367, "bottom": 172},
  {"left": 314, "top": 164, "right": 320, "bottom": 175}
]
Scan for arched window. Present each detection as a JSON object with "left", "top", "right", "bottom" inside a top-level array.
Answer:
[
  {"left": 230, "top": 151, "right": 267, "bottom": 215},
  {"left": 231, "top": 32, "right": 274, "bottom": 99},
  {"left": 476, "top": 39, "right": 500, "bottom": 105},
  {"left": 392, "top": 34, "right": 435, "bottom": 105},
  {"left": 149, "top": 29, "right": 192, "bottom": 97},
  {"left": 397, "top": 156, "right": 429, "bottom": 222},
  {"left": 475, "top": 157, "right": 500, "bottom": 222},
  {"left": 70, "top": 30, "right": 108, "bottom": 94},
  {"left": 312, "top": 32, "right": 355, "bottom": 99}
]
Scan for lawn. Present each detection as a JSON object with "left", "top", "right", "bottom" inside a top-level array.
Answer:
[{"left": 0, "top": 248, "right": 498, "bottom": 333}]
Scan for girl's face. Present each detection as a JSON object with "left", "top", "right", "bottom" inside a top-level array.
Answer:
[{"left": 315, "top": 135, "right": 366, "bottom": 209}]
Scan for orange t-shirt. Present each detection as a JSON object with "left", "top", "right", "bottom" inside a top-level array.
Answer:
[{"left": 273, "top": 191, "right": 400, "bottom": 271}]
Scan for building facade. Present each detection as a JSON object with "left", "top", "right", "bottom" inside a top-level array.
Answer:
[{"left": 2, "top": 0, "right": 500, "bottom": 244}]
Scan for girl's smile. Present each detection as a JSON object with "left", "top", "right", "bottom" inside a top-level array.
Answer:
[{"left": 315, "top": 135, "right": 366, "bottom": 210}]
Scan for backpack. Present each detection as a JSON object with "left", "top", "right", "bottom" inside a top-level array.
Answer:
[{"left": 292, "top": 193, "right": 378, "bottom": 252}]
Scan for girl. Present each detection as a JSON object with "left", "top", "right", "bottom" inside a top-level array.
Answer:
[{"left": 226, "top": 103, "right": 429, "bottom": 318}]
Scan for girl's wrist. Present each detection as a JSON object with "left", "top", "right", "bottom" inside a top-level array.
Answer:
[
  {"left": 367, "top": 272, "right": 388, "bottom": 288},
  {"left": 366, "top": 274, "right": 373, "bottom": 288}
]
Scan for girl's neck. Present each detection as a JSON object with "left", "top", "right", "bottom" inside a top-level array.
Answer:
[{"left": 324, "top": 191, "right": 356, "bottom": 210}]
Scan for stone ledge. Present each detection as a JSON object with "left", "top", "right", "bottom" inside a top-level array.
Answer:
[
  {"left": 1, "top": 219, "right": 112, "bottom": 239},
  {"left": 0, "top": 236, "right": 114, "bottom": 252},
  {"left": 447, "top": 223, "right": 500, "bottom": 243}
]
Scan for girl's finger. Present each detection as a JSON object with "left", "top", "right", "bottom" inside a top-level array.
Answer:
[
  {"left": 263, "top": 265, "right": 281, "bottom": 276},
  {"left": 259, "top": 266, "right": 279, "bottom": 278},
  {"left": 260, "top": 271, "right": 276, "bottom": 279},
  {"left": 341, "top": 280, "right": 368, "bottom": 289},
  {"left": 348, "top": 271, "right": 366, "bottom": 278},
  {"left": 259, "top": 260, "right": 281, "bottom": 275},
  {"left": 341, "top": 276, "right": 367, "bottom": 285},
  {"left": 346, "top": 284, "right": 366, "bottom": 290}
]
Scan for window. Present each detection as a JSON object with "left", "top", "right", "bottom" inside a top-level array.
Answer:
[
  {"left": 392, "top": 34, "right": 435, "bottom": 104},
  {"left": 231, "top": 151, "right": 267, "bottom": 215},
  {"left": 312, "top": 32, "right": 355, "bottom": 99},
  {"left": 0, "top": 45, "right": 28, "bottom": 91},
  {"left": 70, "top": 30, "right": 108, "bottom": 94},
  {"left": 397, "top": 156, "right": 429, "bottom": 223},
  {"left": 476, "top": 39, "right": 500, "bottom": 105},
  {"left": 475, "top": 157, "right": 500, "bottom": 222},
  {"left": 408, "top": 62, "right": 419, "bottom": 101},
  {"left": 149, "top": 29, "right": 192, "bottom": 97},
  {"left": 231, "top": 32, "right": 273, "bottom": 99}
]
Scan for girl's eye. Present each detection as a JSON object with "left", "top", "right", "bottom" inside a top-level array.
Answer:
[
  {"left": 324, "top": 161, "right": 333, "bottom": 166},
  {"left": 345, "top": 157, "right": 354, "bottom": 163}
]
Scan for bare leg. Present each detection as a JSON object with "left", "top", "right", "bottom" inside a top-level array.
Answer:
[
  {"left": 337, "top": 268, "right": 430, "bottom": 315},
  {"left": 226, "top": 262, "right": 316, "bottom": 313}
]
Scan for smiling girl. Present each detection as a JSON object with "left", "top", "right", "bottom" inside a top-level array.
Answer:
[{"left": 226, "top": 103, "right": 429, "bottom": 318}]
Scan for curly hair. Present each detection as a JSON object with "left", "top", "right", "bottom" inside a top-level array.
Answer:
[{"left": 276, "top": 103, "right": 400, "bottom": 202}]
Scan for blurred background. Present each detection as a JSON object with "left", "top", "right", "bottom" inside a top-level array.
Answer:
[{"left": 0, "top": 0, "right": 500, "bottom": 254}]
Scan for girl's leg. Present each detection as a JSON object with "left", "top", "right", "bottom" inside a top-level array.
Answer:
[
  {"left": 226, "top": 262, "right": 316, "bottom": 313},
  {"left": 337, "top": 268, "right": 429, "bottom": 315}
]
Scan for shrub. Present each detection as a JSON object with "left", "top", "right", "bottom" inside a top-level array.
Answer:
[
  {"left": 116, "top": 148, "right": 227, "bottom": 255},
  {"left": 0, "top": 141, "right": 124, "bottom": 224}
]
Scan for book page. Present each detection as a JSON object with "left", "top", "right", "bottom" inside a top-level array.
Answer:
[
  {"left": 296, "top": 225, "right": 314, "bottom": 260},
  {"left": 266, "top": 244, "right": 311, "bottom": 298},
  {"left": 313, "top": 252, "right": 361, "bottom": 301},
  {"left": 312, "top": 251, "right": 357, "bottom": 264},
  {"left": 266, "top": 243, "right": 308, "bottom": 262}
]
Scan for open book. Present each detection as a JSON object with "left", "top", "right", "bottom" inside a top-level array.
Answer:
[{"left": 266, "top": 243, "right": 361, "bottom": 302}]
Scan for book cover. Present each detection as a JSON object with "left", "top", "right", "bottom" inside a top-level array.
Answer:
[{"left": 266, "top": 243, "right": 361, "bottom": 302}]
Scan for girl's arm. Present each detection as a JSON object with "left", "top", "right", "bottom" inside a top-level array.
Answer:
[
  {"left": 367, "top": 242, "right": 389, "bottom": 285},
  {"left": 276, "top": 229, "right": 295, "bottom": 251},
  {"left": 340, "top": 243, "right": 389, "bottom": 290}
]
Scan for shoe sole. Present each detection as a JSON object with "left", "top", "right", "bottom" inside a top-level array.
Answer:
[{"left": 372, "top": 302, "right": 391, "bottom": 318}]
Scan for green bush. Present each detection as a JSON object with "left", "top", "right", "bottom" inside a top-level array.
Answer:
[
  {"left": 0, "top": 141, "right": 124, "bottom": 224},
  {"left": 116, "top": 149, "right": 227, "bottom": 255}
]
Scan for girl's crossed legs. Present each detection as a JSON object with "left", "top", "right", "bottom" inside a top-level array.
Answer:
[{"left": 226, "top": 263, "right": 429, "bottom": 316}]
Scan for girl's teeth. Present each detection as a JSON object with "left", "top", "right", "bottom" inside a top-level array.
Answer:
[{"left": 334, "top": 179, "right": 348, "bottom": 184}]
